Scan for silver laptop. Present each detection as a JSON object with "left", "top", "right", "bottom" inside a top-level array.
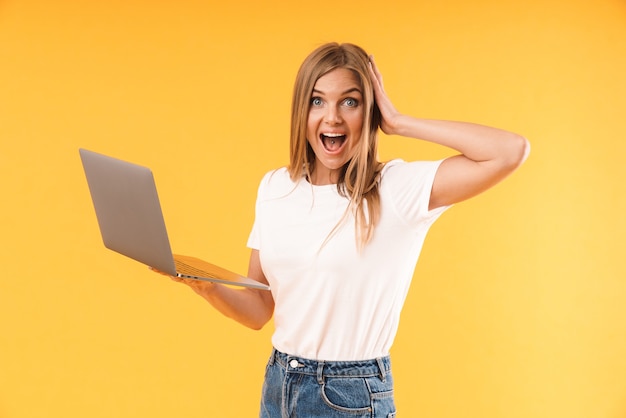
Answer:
[{"left": 79, "top": 148, "right": 269, "bottom": 290}]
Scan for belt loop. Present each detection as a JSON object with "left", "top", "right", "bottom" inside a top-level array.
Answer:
[
  {"left": 316, "top": 361, "right": 325, "bottom": 384},
  {"left": 268, "top": 348, "right": 276, "bottom": 366},
  {"left": 376, "top": 357, "right": 386, "bottom": 382}
]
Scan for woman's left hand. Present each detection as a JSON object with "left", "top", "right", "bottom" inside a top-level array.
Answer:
[{"left": 368, "top": 55, "right": 403, "bottom": 136}]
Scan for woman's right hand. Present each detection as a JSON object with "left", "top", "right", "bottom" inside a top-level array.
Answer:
[
  {"left": 150, "top": 266, "right": 215, "bottom": 296},
  {"left": 149, "top": 250, "right": 274, "bottom": 330}
]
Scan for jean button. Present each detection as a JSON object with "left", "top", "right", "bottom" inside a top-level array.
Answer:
[{"left": 289, "top": 359, "right": 299, "bottom": 368}]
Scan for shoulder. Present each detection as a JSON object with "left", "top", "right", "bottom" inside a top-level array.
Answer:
[
  {"left": 379, "top": 159, "right": 451, "bottom": 224},
  {"left": 256, "top": 167, "right": 300, "bottom": 198},
  {"left": 259, "top": 167, "right": 293, "bottom": 186}
]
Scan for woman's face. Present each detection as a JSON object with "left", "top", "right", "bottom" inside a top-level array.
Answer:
[{"left": 306, "top": 67, "right": 364, "bottom": 185}]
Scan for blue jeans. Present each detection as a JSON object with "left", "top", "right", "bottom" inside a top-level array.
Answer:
[{"left": 260, "top": 348, "right": 396, "bottom": 418}]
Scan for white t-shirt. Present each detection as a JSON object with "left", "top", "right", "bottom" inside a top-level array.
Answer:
[{"left": 247, "top": 159, "right": 449, "bottom": 361}]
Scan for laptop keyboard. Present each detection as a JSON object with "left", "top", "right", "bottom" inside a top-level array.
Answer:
[{"left": 174, "top": 260, "right": 219, "bottom": 279}]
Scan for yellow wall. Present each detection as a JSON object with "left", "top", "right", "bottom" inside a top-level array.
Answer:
[{"left": 1, "top": 0, "right": 625, "bottom": 417}]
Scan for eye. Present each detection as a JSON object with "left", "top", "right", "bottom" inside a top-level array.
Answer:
[
  {"left": 311, "top": 97, "right": 323, "bottom": 106},
  {"left": 343, "top": 97, "right": 359, "bottom": 107}
]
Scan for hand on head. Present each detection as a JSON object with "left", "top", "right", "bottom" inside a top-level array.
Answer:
[{"left": 368, "top": 55, "right": 402, "bottom": 136}]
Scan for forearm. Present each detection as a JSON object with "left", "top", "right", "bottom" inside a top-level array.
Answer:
[
  {"left": 171, "top": 250, "right": 273, "bottom": 330},
  {"left": 391, "top": 115, "right": 529, "bottom": 167},
  {"left": 193, "top": 284, "right": 273, "bottom": 330}
]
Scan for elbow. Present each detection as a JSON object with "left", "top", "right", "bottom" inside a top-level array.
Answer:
[
  {"left": 239, "top": 308, "right": 273, "bottom": 331},
  {"left": 503, "top": 133, "right": 530, "bottom": 171},
  {"left": 518, "top": 135, "right": 531, "bottom": 165},
  {"left": 246, "top": 317, "right": 271, "bottom": 331},
  {"left": 249, "top": 324, "right": 266, "bottom": 331}
]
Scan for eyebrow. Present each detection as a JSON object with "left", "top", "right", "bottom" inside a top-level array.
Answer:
[{"left": 312, "top": 87, "right": 362, "bottom": 96}]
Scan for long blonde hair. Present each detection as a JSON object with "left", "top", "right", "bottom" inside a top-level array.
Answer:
[{"left": 288, "top": 42, "right": 383, "bottom": 250}]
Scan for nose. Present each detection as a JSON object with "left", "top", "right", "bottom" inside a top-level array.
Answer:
[{"left": 324, "top": 105, "right": 342, "bottom": 125}]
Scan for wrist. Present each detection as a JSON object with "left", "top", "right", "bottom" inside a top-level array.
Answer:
[
  {"left": 385, "top": 114, "right": 411, "bottom": 137},
  {"left": 192, "top": 280, "right": 217, "bottom": 298}
]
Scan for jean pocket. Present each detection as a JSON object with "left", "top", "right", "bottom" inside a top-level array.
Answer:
[
  {"left": 367, "top": 375, "right": 396, "bottom": 417},
  {"left": 321, "top": 377, "right": 373, "bottom": 414},
  {"left": 370, "top": 389, "right": 396, "bottom": 417}
]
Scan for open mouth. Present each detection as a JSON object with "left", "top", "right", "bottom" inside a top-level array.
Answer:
[{"left": 320, "top": 133, "right": 346, "bottom": 152}]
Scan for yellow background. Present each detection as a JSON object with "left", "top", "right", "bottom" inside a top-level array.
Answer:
[{"left": 1, "top": 0, "right": 625, "bottom": 417}]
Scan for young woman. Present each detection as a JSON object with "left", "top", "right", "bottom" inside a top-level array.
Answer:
[{"left": 169, "top": 42, "right": 529, "bottom": 417}]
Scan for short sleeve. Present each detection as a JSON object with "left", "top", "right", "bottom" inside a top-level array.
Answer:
[
  {"left": 381, "top": 159, "right": 450, "bottom": 227},
  {"left": 246, "top": 169, "right": 277, "bottom": 250},
  {"left": 247, "top": 220, "right": 259, "bottom": 250}
]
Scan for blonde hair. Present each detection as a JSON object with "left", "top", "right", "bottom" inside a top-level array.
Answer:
[{"left": 288, "top": 42, "right": 383, "bottom": 250}]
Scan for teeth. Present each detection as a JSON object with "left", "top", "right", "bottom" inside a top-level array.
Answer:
[{"left": 321, "top": 132, "right": 346, "bottom": 150}]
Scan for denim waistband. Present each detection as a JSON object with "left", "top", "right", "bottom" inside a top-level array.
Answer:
[{"left": 269, "top": 348, "right": 392, "bottom": 383}]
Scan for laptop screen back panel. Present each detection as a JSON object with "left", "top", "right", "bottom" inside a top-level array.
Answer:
[{"left": 79, "top": 149, "right": 178, "bottom": 276}]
